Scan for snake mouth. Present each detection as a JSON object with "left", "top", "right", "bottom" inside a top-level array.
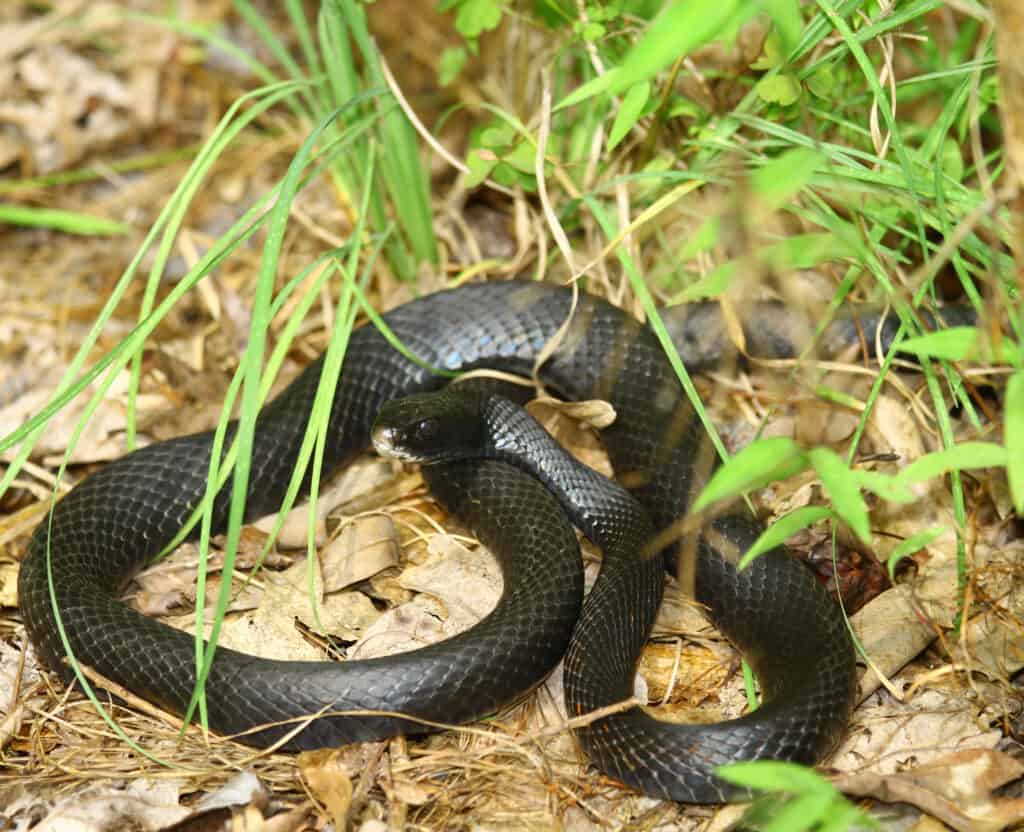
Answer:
[
  {"left": 371, "top": 424, "right": 401, "bottom": 458},
  {"left": 371, "top": 424, "right": 423, "bottom": 463}
]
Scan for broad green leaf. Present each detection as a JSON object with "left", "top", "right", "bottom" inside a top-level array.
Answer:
[
  {"left": 454, "top": 0, "right": 502, "bottom": 38},
  {"left": 693, "top": 437, "right": 808, "bottom": 512},
  {"left": 677, "top": 261, "right": 737, "bottom": 301},
  {"left": 806, "top": 64, "right": 837, "bottom": 98},
  {"left": 609, "top": 0, "right": 755, "bottom": 95},
  {"left": 753, "top": 148, "right": 823, "bottom": 210},
  {"left": 438, "top": 46, "right": 468, "bottom": 85},
  {"left": 752, "top": 31, "right": 784, "bottom": 70},
  {"left": 677, "top": 215, "right": 721, "bottom": 260},
  {"left": 667, "top": 96, "right": 705, "bottom": 119},
  {"left": 809, "top": 448, "right": 871, "bottom": 543},
  {"left": 898, "top": 327, "right": 1019, "bottom": 362},
  {"left": 608, "top": 81, "right": 650, "bottom": 151},
  {"left": 763, "top": 791, "right": 837, "bottom": 832},
  {"left": 756, "top": 73, "right": 801, "bottom": 106},
  {"left": 886, "top": 526, "right": 947, "bottom": 581},
  {"left": 765, "top": 232, "right": 855, "bottom": 269},
  {"left": 814, "top": 802, "right": 877, "bottom": 832},
  {"left": 717, "top": 760, "right": 835, "bottom": 794},
  {"left": 480, "top": 123, "right": 515, "bottom": 148},
  {"left": 761, "top": 0, "right": 804, "bottom": 52},
  {"left": 556, "top": 69, "right": 618, "bottom": 110},
  {"left": 897, "top": 327, "right": 978, "bottom": 360},
  {"left": 465, "top": 148, "right": 498, "bottom": 188},
  {"left": 557, "top": 0, "right": 754, "bottom": 110},
  {"left": 1006, "top": 371, "right": 1024, "bottom": 513},
  {"left": 854, "top": 469, "right": 916, "bottom": 503},
  {"left": 898, "top": 441, "right": 1008, "bottom": 485},
  {"left": 503, "top": 140, "right": 537, "bottom": 173},
  {"left": 740, "top": 506, "right": 834, "bottom": 569}
]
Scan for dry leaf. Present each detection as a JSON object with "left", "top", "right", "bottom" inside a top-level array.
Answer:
[
  {"left": 0, "top": 371, "right": 166, "bottom": 465},
  {"left": 1, "top": 703, "right": 25, "bottom": 751},
  {"left": 959, "top": 607, "right": 1024, "bottom": 680},
  {"left": 255, "top": 460, "right": 397, "bottom": 548},
  {"left": 194, "top": 771, "right": 266, "bottom": 813},
  {"left": 1, "top": 640, "right": 38, "bottom": 719},
  {"left": 953, "top": 539, "right": 1024, "bottom": 679},
  {"left": 133, "top": 535, "right": 274, "bottom": 618},
  {"left": 26, "top": 779, "right": 188, "bottom": 832},
  {"left": 179, "top": 554, "right": 380, "bottom": 662},
  {"left": 300, "top": 749, "right": 355, "bottom": 829},
  {"left": 388, "top": 777, "right": 437, "bottom": 806},
  {"left": 398, "top": 533, "right": 502, "bottom": 624},
  {"left": 832, "top": 686, "right": 1001, "bottom": 776},
  {"left": 321, "top": 515, "right": 400, "bottom": 593},
  {"left": 0, "top": 37, "right": 163, "bottom": 172},
  {"left": 257, "top": 803, "right": 315, "bottom": 832},
  {"left": 0, "top": 560, "right": 18, "bottom": 608},
  {"left": 852, "top": 584, "right": 936, "bottom": 701},
  {"left": 867, "top": 394, "right": 926, "bottom": 465},
  {"left": 835, "top": 748, "right": 1024, "bottom": 832},
  {"left": 529, "top": 395, "right": 617, "bottom": 430},
  {"left": 351, "top": 533, "right": 501, "bottom": 660},
  {"left": 638, "top": 640, "right": 731, "bottom": 707}
]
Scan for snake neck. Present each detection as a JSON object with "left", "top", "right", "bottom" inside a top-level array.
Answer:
[{"left": 477, "top": 395, "right": 656, "bottom": 563}]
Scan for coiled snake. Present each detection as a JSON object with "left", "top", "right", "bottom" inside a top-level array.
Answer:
[{"left": 20, "top": 280, "right": 859, "bottom": 802}]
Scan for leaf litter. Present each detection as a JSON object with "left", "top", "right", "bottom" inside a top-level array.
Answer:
[{"left": 1, "top": 2, "right": 1023, "bottom": 831}]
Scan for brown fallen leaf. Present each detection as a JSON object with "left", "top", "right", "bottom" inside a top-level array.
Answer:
[
  {"left": 852, "top": 584, "right": 936, "bottom": 701},
  {"left": 254, "top": 460, "right": 398, "bottom": 548},
  {"left": 865, "top": 393, "right": 927, "bottom": 481},
  {"left": 529, "top": 395, "right": 617, "bottom": 431},
  {"left": 26, "top": 779, "right": 189, "bottom": 831},
  {"left": 834, "top": 748, "right": 1024, "bottom": 832},
  {"left": 0, "top": 702, "right": 25, "bottom": 751},
  {"left": 213, "top": 577, "right": 380, "bottom": 663},
  {"left": 388, "top": 776, "right": 437, "bottom": 807},
  {"left": 132, "top": 532, "right": 281, "bottom": 618},
  {"left": 0, "top": 560, "right": 18, "bottom": 608},
  {"left": 347, "top": 532, "right": 501, "bottom": 662},
  {"left": 299, "top": 748, "right": 355, "bottom": 830},
  {"left": 832, "top": 685, "right": 1001, "bottom": 777},
  {"left": 192, "top": 771, "right": 266, "bottom": 814},
  {"left": 638, "top": 639, "right": 731, "bottom": 709},
  {"left": 0, "top": 371, "right": 172, "bottom": 466},
  {"left": 159, "top": 543, "right": 381, "bottom": 662},
  {"left": 254, "top": 802, "right": 316, "bottom": 832},
  {"left": 1, "top": 640, "right": 38, "bottom": 723},
  {"left": 321, "top": 514, "right": 400, "bottom": 593},
  {"left": 952, "top": 539, "right": 1024, "bottom": 680},
  {"left": 397, "top": 532, "right": 502, "bottom": 624},
  {"left": 167, "top": 772, "right": 267, "bottom": 831}
]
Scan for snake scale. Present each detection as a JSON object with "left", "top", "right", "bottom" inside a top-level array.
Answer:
[{"left": 20, "top": 280, "right": 859, "bottom": 802}]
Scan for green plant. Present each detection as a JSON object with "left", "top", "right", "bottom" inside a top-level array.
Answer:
[{"left": 718, "top": 761, "right": 877, "bottom": 831}]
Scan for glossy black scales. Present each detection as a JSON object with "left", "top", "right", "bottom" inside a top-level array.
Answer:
[{"left": 20, "top": 280, "right": 857, "bottom": 801}]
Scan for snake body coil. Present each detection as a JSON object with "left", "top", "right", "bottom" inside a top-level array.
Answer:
[{"left": 19, "top": 280, "right": 857, "bottom": 802}]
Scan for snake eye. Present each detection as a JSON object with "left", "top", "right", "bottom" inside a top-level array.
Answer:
[{"left": 414, "top": 417, "right": 441, "bottom": 445}]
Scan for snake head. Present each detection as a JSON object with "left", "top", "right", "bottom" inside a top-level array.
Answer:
[{"left": 372, "top": 389, "right": 487, "bottom": 464}]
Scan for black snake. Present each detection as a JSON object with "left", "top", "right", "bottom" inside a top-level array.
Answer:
[{"left": 19, "top": 280, "right": 863, "bottom": 802}]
